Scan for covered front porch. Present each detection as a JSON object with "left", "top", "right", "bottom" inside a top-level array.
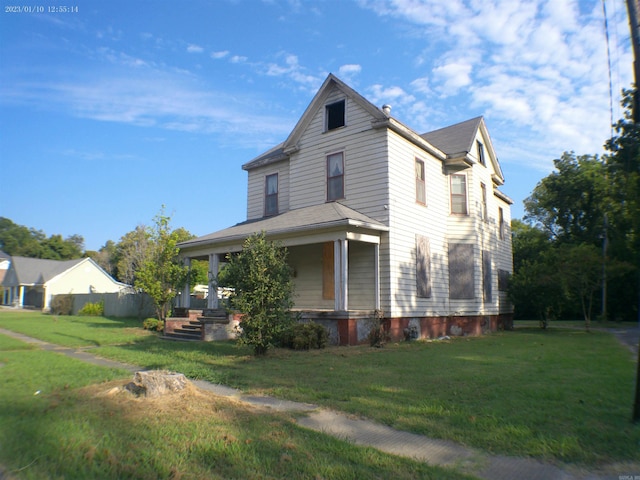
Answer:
[{"left": 177, "top": 203, "right": 389, "bottom": 345}]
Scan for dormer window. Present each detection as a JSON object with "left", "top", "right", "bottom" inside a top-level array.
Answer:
[
  {"left": 325, "top": 100, "right": 345, "bottom": 131},
  {"left": 265, "top": 173, "right": 278, "bottom": 216}
]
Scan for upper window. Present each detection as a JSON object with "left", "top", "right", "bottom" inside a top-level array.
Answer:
[
  {"left": 264, "top": 173, "right": 278, "bottom": 217},
  {"left": 480, "top": 182, "right": 488, "bottom": 221},
  {"left": 477, "top": 140, "right": 486, "bottom": 166},
  {"left": 327, "top": 152, "right": 344, "bottom": 201},
  {"left": 415, "top": 159, "right": 426, "bottom": 205},
  {"left": 325, "top": 100, "right": 345, "bottom": 131},
  {"left": 450, "top": 174, "right": 468, "bottom": 215},
  {"left": 499, "top": 207, "right": 505, "bottom": 240}
]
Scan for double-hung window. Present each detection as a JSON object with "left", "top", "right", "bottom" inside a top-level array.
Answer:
[
  {"left": 480, "top": 182, "right": 488, "bottom": 221},
  {"left": 327, "top": 152, "right": 344, "bottom": 201},
  {"left": 450, "top": 174, "right": 468, "bottom": 215},
  {"left": 415, "top": 158, "right": 426, "bottom": 205},
  {"left": 265, "top": 173, "right": 278, "bottom": 216}
]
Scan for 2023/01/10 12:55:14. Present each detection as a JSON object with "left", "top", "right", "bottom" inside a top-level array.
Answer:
[{"left": 48, "top": 6, "right": 79, "bottom": 13}]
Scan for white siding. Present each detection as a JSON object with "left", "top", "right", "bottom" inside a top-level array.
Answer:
[
  {"left": 246, "top": 159, "right": 290, "bottom": 221},
  {"left": 288, "top": 244, "right": 333, "bottom": 309},
  {"left": 288, "top": 87, "right": 390, "bottom": 223},
  {"left": 385, "top": 129, "right": 450, "bottom": 317}
]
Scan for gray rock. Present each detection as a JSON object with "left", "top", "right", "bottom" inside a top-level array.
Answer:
[{"left": 125, "top": 370, "right": 189, "bottom": 398}]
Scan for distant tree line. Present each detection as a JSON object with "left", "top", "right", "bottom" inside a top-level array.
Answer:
[
  {"left": 0, "top": 217, "right": 85, "bottom": 260},
  {"left": 510, "top": 89, "right": 640, "bottom": 327},
  {"left": 0, "top": 212, "right": 208, "bottom": 290}
]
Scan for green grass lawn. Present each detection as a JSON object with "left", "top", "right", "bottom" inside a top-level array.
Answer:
[
  {"left": 1, "top": 310, "right": 639, "bottom": 470},
  {"left": 0, "top": 331, "right": 472, "bottom": 480}
]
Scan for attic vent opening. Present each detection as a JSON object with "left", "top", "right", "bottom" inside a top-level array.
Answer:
[{"left": 326, "top": 100, "right": 345, "bottom": 131}]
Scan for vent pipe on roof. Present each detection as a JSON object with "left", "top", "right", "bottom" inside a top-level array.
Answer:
[{"left": 382, "top": 104, "right": 391, "bottom": 116}]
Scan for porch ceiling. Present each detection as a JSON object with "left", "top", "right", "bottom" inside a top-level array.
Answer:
[{"left": 179, "top": 202, "right": 388, "bottom": 256}]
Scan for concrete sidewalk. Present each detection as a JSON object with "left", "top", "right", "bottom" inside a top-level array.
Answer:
[{"left": 0, "top": 328, "right": 633, "bottom": 480}]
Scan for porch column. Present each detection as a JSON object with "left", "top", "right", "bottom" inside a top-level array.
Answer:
[
  {"left": 182, "top": 258, "right": 191, "bottom": 308},
  {"left": 334, "top": 239, "right": 348, "bottom": 311},
  {"left": 18, "top": 286, "right": 24, "bottom": 307},
  {"left": 374, "top": 243, "right": 380, "bottom": 310},
  {"left": 208, "top": 254, "right": 219, "bottom": 309}
]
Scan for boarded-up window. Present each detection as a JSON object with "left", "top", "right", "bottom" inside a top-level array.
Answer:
[
  {"left": 448, "top": 243, "right": 474, "bottom": 299},
  {"left": 322, "top": 242, "right": 334, "bottom": 300},
  {"left": 416, "top": 235, "right": 431, "bottom": 298},
  {"left": 498, "top": 269, "right": 511, "bottom": 292},
  {"left": 482, "top": 250, "right": 492, "bottom": 303}
]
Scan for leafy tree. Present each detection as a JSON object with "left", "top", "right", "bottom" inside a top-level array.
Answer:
[
  {"left": 114, "top": 226, "right": 151, "bottom": 285},
  {"left": 0, "top": 217, "right": 84, "bottom": 260},
  {"left": 222, "top": 232, "right": 294, "bottom": 356},
  {"left": 524, "top": 152, "right": 609, "bottom": 245},
  {"left": 86, "top": 240, "right": 118, "bottom": 276},
  {"left": 605, "top": 88, "right": 640, "bottom": 323},
  {"left": 134, "top": 208, "right": 193, "bottom": 322}
]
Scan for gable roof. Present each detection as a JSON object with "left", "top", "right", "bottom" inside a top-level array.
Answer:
[
  {"left": 243, "top": 74, "right": 390, "bottom": 171},
  {"left": 179, "top": 202, "right": 388, "bottom": 251},
  {"left": 0, "top": 251, "right": 10, "bottom": 261},
  {"left": 7, "top": 256, "right": 86, "bottom": 285},
  {"left": 421, "top": 116, "right": 483, "bottom": 157}
]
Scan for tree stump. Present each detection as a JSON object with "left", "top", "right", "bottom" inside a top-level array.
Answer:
[{"left": 125, "top": 370, "right": 189, "bottom": 398}]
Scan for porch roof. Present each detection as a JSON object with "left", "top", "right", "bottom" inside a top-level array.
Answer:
[{"left": 179, "top": 202, "right": 388, "bottom": 252}]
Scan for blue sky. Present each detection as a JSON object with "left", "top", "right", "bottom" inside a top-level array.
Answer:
[{"left": 0, "top": 0, "right": 633, "bottom": 251}]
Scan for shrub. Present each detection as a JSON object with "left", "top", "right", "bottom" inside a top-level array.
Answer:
[
  {"left": 50, "top": 294, "right": 73, "bottom": 315},
  {"left": 143, "top": 318, "right": 163, "bottom": 332},
  {"left": 280, "top": 322, "right": 328, "bottom": 350},
  {"left": 368, "top": 311, "right": 389, "bottom": 348},
  {"left": 77, "top": 300, "right": 104, "bottom": 316},
  {"left": 223, "top": 232, "right": 294, "bottom": 356}
]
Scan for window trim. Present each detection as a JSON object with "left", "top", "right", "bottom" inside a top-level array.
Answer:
[
  {"left": 326, "top": 151, "right": 345, "bottom": 202},
  {"left": 480, "top": 182, "right": 488, "bottom": 221},
  {"left": 264, "top": 173, "right": 278, "bottom": 217},
  {"left": 450, "top": 173, "right": 468, "bottom": 215},
  {"left": 415, "top": 158, "right": 426, "bottom": 205},
  {"left": 325, "top": 99, "right": 346, "bottom": 132}
]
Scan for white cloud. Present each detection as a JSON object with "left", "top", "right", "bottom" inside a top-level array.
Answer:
[
  {"left": 338, "top": 63, "right": 362, "bottom": 80},
  {"left": 187, "top": 44, "right": 204, "bottom": 53},
  {"left": 230, "top": 55, "right": 248, "bottom": 63},
  {"left": 210, "top": 50, "right": 229, "bottom": 59},
  {"left": 360, "top": 0, "right": 633, "bottom": 168}
]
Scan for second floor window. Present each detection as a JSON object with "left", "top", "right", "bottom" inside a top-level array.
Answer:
[
  {"left": 450, "top": 174, "right": 468, "bottom": 215},
  {"left": 415, "top": 159, "right": 426, "bottom": 205},
  {"left": 265, "top": 173, "right": 278, "bottom": 216},
  {"left": 480, "top": 182, "right": 487, "bottom": 221},
  {"left": 327, "top": 152, "right": 344, "bottom": 201}
]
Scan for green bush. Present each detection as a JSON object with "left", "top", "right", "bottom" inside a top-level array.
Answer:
[
  {"left": 50, "top": 294, "right": 73, "bottom": 315},
  {"left": 77, "top": 300, "right": 104, "bottom": 316},
  {"left": 143, "top": 317, "right": 163, "bottom": 332},
  {"left": 280, "top": 322, "right": 328, "bottom": 350}
]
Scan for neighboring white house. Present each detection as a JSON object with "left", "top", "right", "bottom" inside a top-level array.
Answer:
[
  {"left": 178, "top": 74, "right": 513, "bottom": 345},
  {"left": 2, "top": 256, "right": 129, "bottom": 311},
  {"left": 0, "top": 251, "right": 10, "bottom": 287}
]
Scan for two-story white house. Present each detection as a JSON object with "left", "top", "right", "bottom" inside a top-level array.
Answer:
[{"left": 178, "top": 74, "right": 513, "bottom": 345}]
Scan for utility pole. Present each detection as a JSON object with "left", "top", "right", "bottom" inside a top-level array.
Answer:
[{"left": 625, "top": 0, "right": 640, "bottom": 423}]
